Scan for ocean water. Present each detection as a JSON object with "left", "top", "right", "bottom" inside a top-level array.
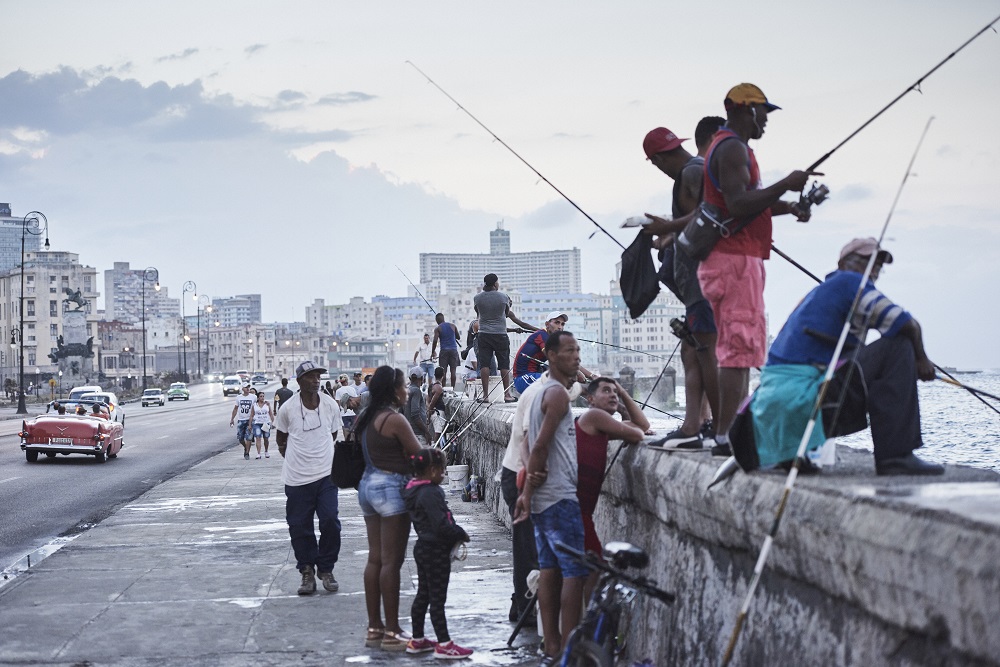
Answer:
[{"left": 837, "top": 369, "right": 1000, "bottom": 473}]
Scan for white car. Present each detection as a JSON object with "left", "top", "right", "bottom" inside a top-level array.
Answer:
[
  {"left": 251, "top": 375, "right": 268, "bottom": 387},
  {"left": 79, "top": 391, "right": 125, "bottom": 423},
  {"left": 68, "top": 385, "right": 103, "bottom": 400},
  {"left": 141, "top": 388, "right": 165, "bottom": 407},
  {"left": 222, "top": 376, "right": 242, "bottom": 396}
]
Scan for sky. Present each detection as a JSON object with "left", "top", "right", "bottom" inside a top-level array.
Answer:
[{"left": 2, "top": 1, "right": 999, "bottom": 368}]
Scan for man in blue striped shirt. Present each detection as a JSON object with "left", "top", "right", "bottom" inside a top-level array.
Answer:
[{"left": 752, "top": 237, "right": 943, "bottom": 476}]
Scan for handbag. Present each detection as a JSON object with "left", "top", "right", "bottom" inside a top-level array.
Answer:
[
  {"left": 619, "top": 231, "right": 660, "bottom": 319},
  {"left": 675, "top": 202, "right": 753, "bottom": 262},
  {"left": 331, "top": 439, "right": 365, "bottom": 489}
]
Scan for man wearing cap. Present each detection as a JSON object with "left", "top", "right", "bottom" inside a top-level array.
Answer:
[
  {"left": 431, "top": 313, "right": 462, "bottom": 389},
  {"left": 512, "top": 311, "right": 595, "bottom": 394},
  {"left": 405, "top": 366, "right": 434, "bottom": 445},
  {"left": 230, "top": 381, "right": 256, "bottom": 460},
  {"left": 474, "top": 273, "right": 537, "bottom": 403},
  {"left": 642, "top": 117, "right": 726, "bottom": 449},
  {"left": 273, "top": 361, "right": 345, "bottom": 595},
  {"left": 697, "top": 83, "right": 819, "bottom": 457},
  {"left": 745, "top": 239, "right": 943, "bottom": 476},
  {"left": 334, "top": 374, "right": 358, "bottom": 438}
]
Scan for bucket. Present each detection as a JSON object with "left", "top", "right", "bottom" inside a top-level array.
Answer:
[{"left": 446, "top": 464, "right": 469, "bottom": 491}]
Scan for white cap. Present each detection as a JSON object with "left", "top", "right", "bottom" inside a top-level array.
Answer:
[{"left": 545, "top": 311, "right": 568, "bottom": 324}]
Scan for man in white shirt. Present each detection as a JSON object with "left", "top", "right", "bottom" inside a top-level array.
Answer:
[
  {"left": 334, "top": 374, "right": 358, "bottom": 438},
  {"left": 413, "top": 333, "right": 436, "bottom": 392},
  {"left": 229, "top": 383, "right": 256, "bottom": 460},
  {"left": 274, "top": 361, "right": 344, "bottom": 596}
]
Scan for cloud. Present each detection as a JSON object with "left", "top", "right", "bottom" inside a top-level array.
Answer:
[
  {"left": 316, "top": 91, "right": 376, "bottom": 106},
  {"left": 156, "top": 47, "right": 199, "bottom": 63},
  {"left": 245, "top": 44, "right": 266, "bottom": 56},
  {"left": 836, "top": 183, "right": 874, "bottom": 202},
  {"left": 551, "top": 132, "right": 592, "bottom": 140}
]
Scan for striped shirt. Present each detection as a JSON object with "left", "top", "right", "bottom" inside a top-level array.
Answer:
[{"left": 768, "top": 270, "right": 912, "bottom": 367}]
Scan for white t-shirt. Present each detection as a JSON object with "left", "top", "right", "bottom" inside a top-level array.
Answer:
[
  {"left": 416, "top": 342, "right": 434, "bottom": 364},
  {"left": 235, "top": 394, "right": 255, "bottom": 422},
  {"left": 273, "top": 392, "right": 343, "bottom": 486},
  {"left": 335, "top": 384, "right": 358, "bottom": 417},
  {"left": 251, "top": 401, "right": 272, "bottom": 425},
  {"left": 464, "top": 348, "right": 479, "bottom": 381}
]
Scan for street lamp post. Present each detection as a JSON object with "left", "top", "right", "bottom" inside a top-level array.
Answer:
[
  {"left": 34, "top": 367, "right": 39, "bottom": 400},
  {"left": 196, "top": 294, "right": 210, "bottom": 380},
  {"left": 182, "top": 281, "right": 196, "bottom": 380},
  {"left": 140, "top": 267, "right": 159, "bottom": 390},
  {"left": 57, "top": 370, "right": 63, "bottom": 399},
  {"left": 17, "top": 212, "right": 50, "bottom": 415}
]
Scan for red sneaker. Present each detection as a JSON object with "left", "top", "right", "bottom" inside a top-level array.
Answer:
[
  {"left": 406, "top": 637, "right": 436, "bottom": 654},
  {"left": 434, "top": 641, "right": 473, "bottom": 660}
]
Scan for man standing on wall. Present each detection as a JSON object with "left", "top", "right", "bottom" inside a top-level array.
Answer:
[
  {"left": 473, "top": 273, "right": 536, "bottom": 403},
  {"left": 431, "top": 313, "right": 462, "bottom": 390}
]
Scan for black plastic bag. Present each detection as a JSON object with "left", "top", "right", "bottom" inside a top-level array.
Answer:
[
  {"left": 619, "top": 231, "right": 660, "bottom": 319},
  {"left": 331, "top": 440, "right": 365, "bottom": 489}
]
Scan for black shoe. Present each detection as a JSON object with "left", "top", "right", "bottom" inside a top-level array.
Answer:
[
  {"left": 700, "top": 420, "right": 714, "bottom": 439},
  {"left": 710, "top": 441, "right": 732, "bottom": 457},
  {"left": 876, "top": 454, "right": 944, "bottom": 476},
  {"left": 663, "top": 428, "right": 702, "bottom": 449},
  {"left": 508, "top": 598, "right": 519, "bottom": 623}
]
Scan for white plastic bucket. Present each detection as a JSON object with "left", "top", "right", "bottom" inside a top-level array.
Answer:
[{"left": 446, "top": 464, "right": 469, "bottom": 491}]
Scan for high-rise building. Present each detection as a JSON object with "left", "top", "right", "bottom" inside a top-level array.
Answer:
[
  {"left": 419, "top": 223, "right": 582, "bottom": 294},
  {"left": 0, "top": 203, "right": 43, "bottom": 275},
  {"left": 211, "top": 294, "right": 262, "bottom": 328},
  {"left": 103, "top": 262, "right": 180, "bottom": 324}
]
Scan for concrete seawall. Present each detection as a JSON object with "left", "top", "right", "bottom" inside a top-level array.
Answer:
[{"left": 445, "top": 397, "right": 1000, "bottom": 666}]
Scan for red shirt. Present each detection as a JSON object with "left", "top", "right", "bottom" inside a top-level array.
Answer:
[
  {"left": 703, "top": 128, "right": 772, "bottom": 259},
  {"left": 575, "top": 418, "right": 609, "bottom": 517}
]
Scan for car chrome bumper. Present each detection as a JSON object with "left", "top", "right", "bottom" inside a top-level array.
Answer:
[{"left": 21, "top": 442, "right": 104, "bottom": 454}]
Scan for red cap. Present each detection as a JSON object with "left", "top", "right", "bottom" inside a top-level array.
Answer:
[{"left": 643, "top": 127, "right": 688, "bottom": 159}]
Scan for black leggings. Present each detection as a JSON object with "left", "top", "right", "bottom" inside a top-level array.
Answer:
[{"left": 411, "top": 540, "right": 453, "bottom": 642}]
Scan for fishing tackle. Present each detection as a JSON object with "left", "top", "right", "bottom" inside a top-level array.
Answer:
[
  {"left": 406, "top": 61, "right": 626, "bottom": 251},
  {"left": 395, "top": 265, "right": 436, "bottom": 315},
  {"left": 720, "top": 118, "right": 934, "bottom": 666},
  {"left": 796, "top": 181, "right": 831, "bottom": 220},
  {"left": 669, "top": 317, "right": 703, "bottom": 350}
]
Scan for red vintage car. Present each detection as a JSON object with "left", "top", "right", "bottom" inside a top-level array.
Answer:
[{"left": 20, "top": 400, "right": 125, "bottom": 463}]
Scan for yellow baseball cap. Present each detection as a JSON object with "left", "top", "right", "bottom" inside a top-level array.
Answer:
[{"left": 725, "top": 83, "right": 781, "bottom": 111}]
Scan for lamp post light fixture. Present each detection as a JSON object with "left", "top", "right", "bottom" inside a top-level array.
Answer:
[
  {"left": 181, "top": 280, "right": 196, "bottom": 380},
  {"left": 196, "top": 294, "right": 211, "bottom": 380},
  {"left": 17, "top": 211, "right": 49, "bottom": 415},
  {"left": 35, "top": 367, "right": 40, "bottom": 399},
  {"left": 140, "top": 267, "right": 159, "bottom": 390},
  {"left": 57, "top": 370, "right": 63, "bottom": 400}
]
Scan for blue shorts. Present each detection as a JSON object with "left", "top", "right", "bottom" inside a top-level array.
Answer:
[
  {"left": 252, "top": 423, "right": 270, "bottom": 439},
  {"left": 532, "top": 499, "right": 589, "bottom": 579},
  {"left": 358, "top": 467, "right": 409, "bottom": 518},
  {"left": 236, "top": 420, "right": 252, "bottom": 443},
  {"left": 513, "top": 373, "right": 543, "bottom": 394},
  {"left": 686, "top": 299, "right": 717, "bottom": 334}
]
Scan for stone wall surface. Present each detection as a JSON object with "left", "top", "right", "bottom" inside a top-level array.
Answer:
[{"left": 443, "top": 397, "right": 1000, "bottom": 667}]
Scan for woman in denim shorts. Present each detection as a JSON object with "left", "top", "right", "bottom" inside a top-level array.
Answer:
[{"left": 355, "top": 366, "right": 423, "bottom": 652}]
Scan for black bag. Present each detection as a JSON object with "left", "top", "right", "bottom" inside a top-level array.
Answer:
[
  {"left": 331, "top": 440, "right": 365, "bottom": 489},
  {"left": 619, "top": 231, "right": 660, "bottom": 319},
  {"left": 675, "top": 202, "right": 753, "bottom": 262}
]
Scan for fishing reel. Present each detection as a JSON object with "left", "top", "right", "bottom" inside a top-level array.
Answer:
[
  {"left": 796, "top": 182, "right": 830, "bottom": 221},
  {"left": 669, "top": 317, "right": 704, "bottom": 350}
]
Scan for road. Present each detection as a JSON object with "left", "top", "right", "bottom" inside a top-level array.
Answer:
[{"left": 0, "top": 380, "right": 285, "bottom": 573}]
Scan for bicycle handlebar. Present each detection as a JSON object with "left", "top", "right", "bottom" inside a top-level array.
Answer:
[{"left": 554, "top": 542, "right": 675, "bottom": 605}]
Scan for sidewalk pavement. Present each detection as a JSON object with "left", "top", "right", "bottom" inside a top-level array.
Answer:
[{"left": 0, "top": 444, "right": 541, "bottom": 666}]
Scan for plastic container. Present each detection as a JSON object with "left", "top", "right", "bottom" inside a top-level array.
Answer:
[{"left": 446, "top": 464, "right": 469, "bottom": 491}]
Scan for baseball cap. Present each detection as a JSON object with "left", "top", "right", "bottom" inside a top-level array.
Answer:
[
  {"left": 545, "top": 310, "right": 568, "bottom": 324},
  {"left": 353, "top": 371, "right": 362, "bottom": 377},
  {"left": 241, "top": 381, "right": 251, "bottom": 388},
  {"left": 725, "top": 83, "right": 781, "bottom": 111},
  {"left": 643, "top": 127, "right": 688, "bottom": 159},
  {"left": 295, "top": 360, "right": 327, "bottom": 380},
  {"left": 408, "top": 366, "right": 426, "bottom": 378},
  {"left": 839, "top": 237, "right": 894, "bottom": 264}
]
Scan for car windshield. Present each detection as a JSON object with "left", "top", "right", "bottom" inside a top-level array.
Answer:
[
  {"left": 143, "top": 390, "right": 160, "bottom": 395},
  {"left": 170, "top": 383, "right": 186, "bottom": 389}
]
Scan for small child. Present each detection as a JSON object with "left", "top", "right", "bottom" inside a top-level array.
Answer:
[{"left": 402, "top": 447, "right": 473, "bottom": 660}]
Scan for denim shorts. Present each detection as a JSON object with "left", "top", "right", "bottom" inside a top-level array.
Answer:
[
  {"left": 357, "top": 467, "right": 409, "bottom": 518},
  {"left": 252, "top": 423, "right": 270, "bottom": 439},
  {"left": 532, "top": 498, "right": 589, "bottom": 578},
  {"left": 236, "top": 420, "right": 252, "bottom": 443}
]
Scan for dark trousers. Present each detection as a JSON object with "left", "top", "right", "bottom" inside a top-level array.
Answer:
[
  {"left": 285, "top": 476, "right": 341, "bottom": 573},
  {"left": 824, "top": 335, "right": 923, "bottom": 462},
  {"left": 501, "top": 466, "right": 538, "bottom": 613},
  {"left": 411, "top": 540, "right": 453, "bottom": 642}
]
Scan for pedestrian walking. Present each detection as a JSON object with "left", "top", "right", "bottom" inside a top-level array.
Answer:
[
  {"left": 273, "top": 377, "right": 294, "bottom": 413},
  {"left": 355, "top": 366, "right": 423, "bottom": 652},
  {"left": 274, "top": 361, "right": 343, "bottom": 595},
  {"left": 229, "top": 382, "right": 255, "bottom": 460},
  {"left": 402, "top": 447, "right": 474, "bottom": 659},
  {"left": 250, "top": 390, "right": 273, "bottom": 459},
  {"left": 431, "top": 313, "right": 462, "bottom": 389}
]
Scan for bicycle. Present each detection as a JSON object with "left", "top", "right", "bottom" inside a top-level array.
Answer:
[{"left": 553, "top": 541, "right": 675, "bottom": 667}]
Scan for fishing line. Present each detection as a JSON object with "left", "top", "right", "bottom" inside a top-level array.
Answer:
[
  {"left": 395, "top": 265, "right": 436, "bottom": 316},
  {"left": 406, "top": 61, "right": 626, "bottom": 251},
  {"left": 721, "top": 118, "right": 933, "bottom": 666}
]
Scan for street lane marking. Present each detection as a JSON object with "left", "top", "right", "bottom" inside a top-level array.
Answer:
[
  {"left": 0, "top": 476, "right": 22, "bottom": 485},
  {"left": 157, "top": 435, "right": 170, "bottom": 439}
]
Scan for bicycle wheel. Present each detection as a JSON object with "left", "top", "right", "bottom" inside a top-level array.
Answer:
[
  {"left": 611, "top": 598, "right": 635, "bottom": 656},
  {"left": 563, "top": 638, "right": 612, "bottom": 667}
]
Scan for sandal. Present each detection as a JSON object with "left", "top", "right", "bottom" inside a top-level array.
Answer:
[
  {"left": 380, "top": 629, "right": 411, "bottom": 652},
  {"left": 365, "top": 627, "right": 384, "bottom": 648}
]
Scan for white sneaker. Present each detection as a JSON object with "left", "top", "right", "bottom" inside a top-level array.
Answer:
[
  {"left": 255, "top": 455, "right": 261, "bottom": 459},
  {"left": 265, "top": 452, "right": 270, "bottom": 458}
]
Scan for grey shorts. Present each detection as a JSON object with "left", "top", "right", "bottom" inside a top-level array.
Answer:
[
  {"left": 439, "top": 348, "right": 460, "bottom": 371},
  {"left": 477, "top": 333, "right": 510, "bottom": 370}
]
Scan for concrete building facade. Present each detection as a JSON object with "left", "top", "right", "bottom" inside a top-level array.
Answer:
[{"left": 103, "top": 261, "right": 180, "bottom": 324}]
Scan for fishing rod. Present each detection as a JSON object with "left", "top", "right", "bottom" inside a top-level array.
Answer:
[
  {"left": 395, "top": 265, "right": 436, "bottom": 316},
  {"left": 606, "top": 339, "right": 683, "bottom": 473},
  {"left": 806, "top": 13, "right": 1000, "bottom": 172},
  {"left": 935, "top": 374, "right": 1000, "bottom": 416},
  {"left": 440, "top": 377, "right": 510, "bottom": 451},
  {"left": 406, "top": 61, "right": 626, "bottom": 252},
  {"left": 721, "top": 118, "right": 933, "bottom": 666},
  {"left": 575, "top": 337, "right": 676, "bottom": 362}
]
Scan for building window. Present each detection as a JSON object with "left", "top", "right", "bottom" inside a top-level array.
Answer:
[
  {"left": 28, "top": 353, "right": 35, "bottom": 366},
  {"left": 26, "top": 300, "right": 34, "bottom": 316},
  {"left": 50, "top": 324, "right": 58, "bottom": 337},
  {"left": 50, "top": 300, "right": 57, "bottom": 316}
]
